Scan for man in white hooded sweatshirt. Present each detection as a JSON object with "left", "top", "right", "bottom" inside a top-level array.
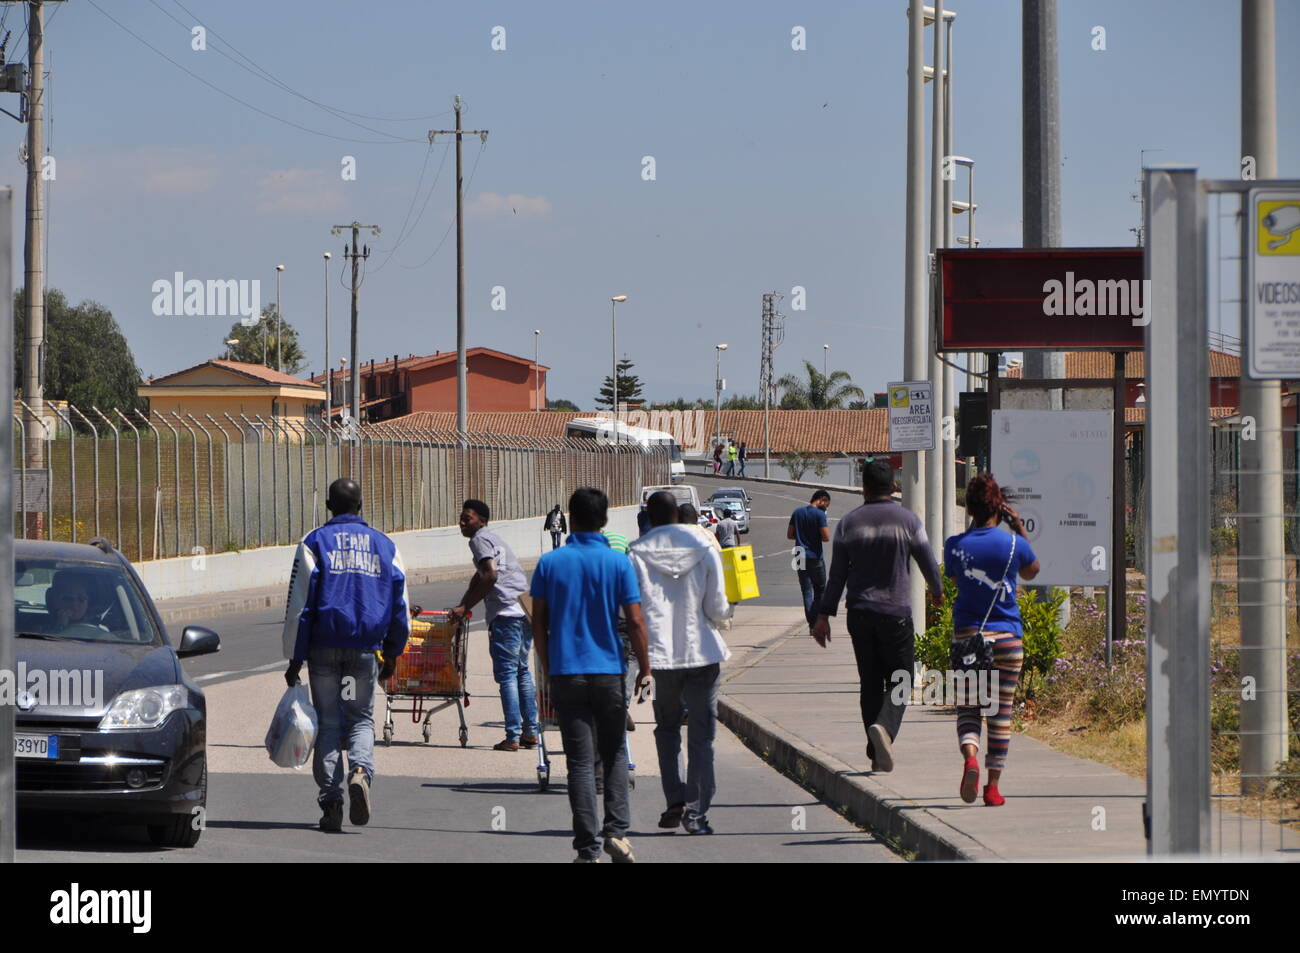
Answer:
[{"left": 628, "top": 491, "right": 734, "bottom": 834}]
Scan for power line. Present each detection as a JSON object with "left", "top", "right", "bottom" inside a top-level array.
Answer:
[
  {"left": 85, "top": 0, "right": 427, "bottom": 145},
  {"left": 394, "top": 139, "right": 487, "bottom": 270},
  {"left": 148, "top": 0, "right": 428, "bottom": 142},
  {"left": 371, "top": 140, "right": 452, "bottom": 273}
]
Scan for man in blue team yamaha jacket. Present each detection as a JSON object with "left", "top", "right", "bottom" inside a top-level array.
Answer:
[{"left": 282, "top": 478, "right": 410, "bottom": 833}]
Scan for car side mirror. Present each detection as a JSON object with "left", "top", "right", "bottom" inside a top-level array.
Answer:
[{"left": 177, "top": 625, "right": 221, "bottom": 657}]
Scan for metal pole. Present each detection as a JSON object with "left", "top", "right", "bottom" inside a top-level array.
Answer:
[
  {"left": 926, "top": 0, "right": 947, "bottom": 559},
  {"left": 206, "top": 414, "right": 229, "bottom": 554},
  {"left": 135, "top": 411, "right": 161, "bottom": 559},
  {"left": 50, "top": 403, "right": 76, "bottom": 541},
  {"left": 611, "top": 298, "right": 618, "bottom": 446},
  {"left": 241, "top": 414, "right": 262, "bottom": 547},
  {"left": 13, "top": 413, "right": 25, "bottom": 539},
  {"left": 153, "top": 412, "right": 181, "bottom": 558},
  {"left": 0, "top": 184, "right": 15, "bottom": 864},
  {"left": 115, "top": 410, "right": 143, "bottom": 561},
  {"left": 534, "top": 330, "right": 540, "bottom": 411},
  {"left": 187, "top": 415, "right": 216, "bottom": 555},
  {"left": 904, "top": 0, "right": 929, "bottom": 622},
  {"left": 171, "top": 414, "right": 200, "bottom": 553},
  {"left": 1143, "top": 165, "right": 1210, "bottom": 855},
  {"left": 455, "top": 97, "right": 468, "bottom": 436},
  {"left": 323, "top": 252, "right": 331, "bottom": 493},
  {"left": 942, "top": 11, "right": 958, "bottom": 547},
  {"left": 1021, "top": 0, "right": 1065, "bottom": 400},
  {"left": 21, "top": 400, "right": 53, "bottom": 546},
  {"left": 22, "top": 4, "right": 47, "bottom": 546},
  {"left": 225, "top": 413, "right": 248, "bottom": 550},
  {"left": 92, "top": 407, "right": 122, "bottom": 551},
  {"left": 1109, "top": 353, "right": 1127, "bottom": 668},
  {"left": 71, "top": 405, "right": 101, "bottom": 539},
  {"left": 1238, "top": 0, "right": 1287, "bottom": 796}
]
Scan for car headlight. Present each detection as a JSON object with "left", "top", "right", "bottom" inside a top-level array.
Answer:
[{"left": 99, "top": 685, "right": 190, "bottom": 730}]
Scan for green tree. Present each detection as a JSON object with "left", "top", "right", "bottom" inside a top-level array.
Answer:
[
  {"left": 776, "top": 360, "right": 866, "bottom": 410},
  {"left": 596, "top": 358, "right": 644, "bottom": 410},
  {"left": 13, "top": 288, "right": 145, "bottom": 415},
  {"left": 547, "top": 397, "right": 580, "bottom": 411},
  {"left": 221, "top": 304, "right": 306, "bottom": 374},
  {"left": 780, "top": 450, "right": 828, "bottom": 481},
  {"left": 722, "top": 393, "right": 763, "bottom": 410}
]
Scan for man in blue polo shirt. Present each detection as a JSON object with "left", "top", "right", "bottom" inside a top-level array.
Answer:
[
  {"left": 788, "top": 490, "right": 832, "bottom": 629},
  {"left": 531, "top": 487, "right": 651, "bottom": 863}
]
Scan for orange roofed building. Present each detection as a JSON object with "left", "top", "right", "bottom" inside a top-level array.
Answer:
[
  {"left": 312, "top": 347, "right": 548, "bottom": 422},
  {"left": 138, "top": 360, "right": 326, "bottom": 423}
]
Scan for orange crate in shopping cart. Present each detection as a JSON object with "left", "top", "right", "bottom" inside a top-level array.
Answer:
[{"left": 384, "top": 611, "right": 461, "bottom": 696}]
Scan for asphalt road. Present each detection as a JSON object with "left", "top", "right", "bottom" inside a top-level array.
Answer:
[{"left": 17, "top": 476, "right": 890, "bottom": 863}]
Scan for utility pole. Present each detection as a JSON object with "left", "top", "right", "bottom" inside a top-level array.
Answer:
[
  {"left": 942, "top": 9, "right": 959, "bottom": 546},
  {"left": 4, "top": 1, "right": 56, "bottom": 541},
  {"left": 330, "top": 222, "right": 380, "bottom": 430},
  {"left": 904, "top": 0, "right": 928, "bottom": 624},
  {"left": 760, "top": 291, "right": 784, "bottom": 478},
  {"left": 1021, "top": 0, "right": 1064, "bottom": 401},
  {"left": 429, "top": 96, "right": 488, "bottom": 436},
  {"left": 1239, "top": 0, "right": 1286, "bottom": 796},
  {"left": 926, "top": 0, "right": 948, "bottom": 561}
]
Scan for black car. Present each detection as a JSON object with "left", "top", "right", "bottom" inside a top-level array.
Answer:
[{"left": 13, "top": 537, "right": 220, "bottom": 847}]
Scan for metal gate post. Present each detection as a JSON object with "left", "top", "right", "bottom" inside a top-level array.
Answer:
[
  {"left": 1143, "top": 165, "right": 1210, "bottom": 856},
  {"left": 71, "top": 405, "right": 101, "bottom": 539},
  {"left": 92, "top": 407, "right": 123, "bottom": 551}
]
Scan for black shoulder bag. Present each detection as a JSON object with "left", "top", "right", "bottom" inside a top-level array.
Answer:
[{"left": 950, "top": 534, "right": 1016, "bottom": 673}]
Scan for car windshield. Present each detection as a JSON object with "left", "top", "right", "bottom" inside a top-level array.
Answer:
[{"left": 14, "top": 558, "right": 160, "bottom": 645}]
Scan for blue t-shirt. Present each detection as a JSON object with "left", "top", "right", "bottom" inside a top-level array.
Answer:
[
  {"left": 790, "top": 505, "right": 829, "bottom": 562},
  {"left": 944, "top": 527, "right": 1037, "bottom": 635},
  {"left": 530, "top": 532, "right": 640, "bottom": 675}
]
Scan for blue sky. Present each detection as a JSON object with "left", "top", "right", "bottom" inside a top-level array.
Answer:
[{"left": 11, "top": 0, "right": 1300, "bottom": 405}]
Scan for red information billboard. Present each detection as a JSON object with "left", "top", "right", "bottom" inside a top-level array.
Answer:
[{"left": 937, "top": 247, "right": 1145, "bottom": 352}]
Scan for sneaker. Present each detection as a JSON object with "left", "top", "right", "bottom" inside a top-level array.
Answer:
[
  {"left": 347, "top": 768, "right": 371, "bottom": 826},
  {"left": 319, "top": 801, "right": 343, "bottom": 832},
  {"left": 983, "top": 784, "right": 1006, "bottom": 807},
  {"left": 683, "top": 815, "right": 714, "bottom": 835},
  {"left": 603, "top": 836, "right": 636, "bottom": 863},
  {"left": 493, "top": 738, "right": 520, "bottom": 752},
  {"left": 867, "top": 724, "right": 894, "bottom": 773},
  {"left": 658, "top": 803, "right": 685, "bottom": 829},
  {"left": 960, "top": 756, "right": 980, "bottom": 804},
  {"left": 519, "top": 735, "right": 538, "bottom": 749}
]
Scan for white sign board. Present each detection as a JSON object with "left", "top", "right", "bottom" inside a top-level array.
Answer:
[
  {"left": 887, "top": 380, "right": 934, "bottom": 452},
  {"left": 1246, "top": 186, "right": 1300, "bottom": 379},
  {"left": 990, "top": 410, "right": 1112, "bottom": 587}
]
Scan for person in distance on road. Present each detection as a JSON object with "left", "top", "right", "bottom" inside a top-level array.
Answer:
[
  {"left": 944, "top": 474, "right": 1040, "bottom": 807},
  {"left": 282, "top": 477, "right": 410, "bottom": 833},
  {"left": 531, "top": 487, "right": 651, "bottom": 863},
  {"left": 629, "top": 491, "right": 733, "bottom": 835},
  {"left": 450, "top": 499, "right": 539, "bottom": 753},
  {"left": 544, "top": 503, "right": 567, "bottom": 550},
  {"left": 788, "top": 490, "right": 832, "bottom": 630},
  {"left": 811, "top": 458, "right": 943, "bottom": 775}
]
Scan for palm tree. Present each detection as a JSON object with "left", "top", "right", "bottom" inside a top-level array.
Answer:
[{"left": 776, "top": 360, "right": 866, "bottom": 409}]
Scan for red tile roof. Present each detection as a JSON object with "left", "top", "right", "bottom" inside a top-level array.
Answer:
[
  {"left": 149, "top": 360, "right": 324, "bottom": 389},
  {"left": 308, "top": 347, "right": 547, "bottom": 383},
  {"left": 382, "top": 409, "right": 892, "bottom": 454},
  {"left": 1002, "top": 350, "right": 1240, "bottom": 380}
]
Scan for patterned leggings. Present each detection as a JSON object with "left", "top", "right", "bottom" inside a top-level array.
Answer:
[{"left": 955, "top": 632, "right": 1024, "bottom": 772}]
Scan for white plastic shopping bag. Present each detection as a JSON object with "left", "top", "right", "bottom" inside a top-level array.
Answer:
[{"left": 265, "top": 683, "right": 318, "bottom": 769}]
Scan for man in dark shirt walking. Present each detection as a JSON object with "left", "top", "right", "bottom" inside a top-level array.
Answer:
[
  {"left": 812, "top": 458, "right": 943, "bottom": 773},
  {"left": 788, "top": 490, "right": 832, "bottom": 630}
]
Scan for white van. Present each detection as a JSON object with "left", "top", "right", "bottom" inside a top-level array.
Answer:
[{"left": 640, "top": 484, "right": 700, "bottom": 511}]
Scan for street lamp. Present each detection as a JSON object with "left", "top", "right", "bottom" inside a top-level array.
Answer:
[
  {"left": 533, "top": 329, "right": 541, "bottom": 411},
  {"left": 714, "top": 343, "right": 728, "bottom": 459},
  {"left": 823, "top": 343, "right": 829, "bottom": 378},
  {"left": 275, "top": 264, "right": 286, "bottom": 372},
  {"left": 323, "top": 253, "right": 332, "bottom": 418},
  {"left": 610, "top": 295, "right": 627, "bottom": 445}
]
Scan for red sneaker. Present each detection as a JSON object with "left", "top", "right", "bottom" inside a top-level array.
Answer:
[
  {"left": 960, "top": 756, "right": 979, "bottom": 803},
  {"left": 983, "top": 784, "right": 1005, "bottom": 806}
]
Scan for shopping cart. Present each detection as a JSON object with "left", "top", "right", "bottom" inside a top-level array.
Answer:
[
  {"left": 381, "top": 609, "right": 470, "bottom": 747},
  {"left": 534, "top": 625, "right": 637, "bottom": 792}
]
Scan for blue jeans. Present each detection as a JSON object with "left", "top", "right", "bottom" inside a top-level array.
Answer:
[
  {"left": 488, "top": 614, "right": 539, "bottom": 741},
  {"left": 797, "top": 559, "right": 828, "bottom": 626},
  {"left": 308, "top": 646, "right": 377, "bottom": 807}
]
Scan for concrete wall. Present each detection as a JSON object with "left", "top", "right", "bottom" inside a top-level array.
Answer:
[{"left": 135, "top": 503, "right": 640, "bottom": 602}]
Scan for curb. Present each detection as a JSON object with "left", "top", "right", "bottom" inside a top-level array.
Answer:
[{"left": 717, "top": 639, "right": 999, "bottom": 863}]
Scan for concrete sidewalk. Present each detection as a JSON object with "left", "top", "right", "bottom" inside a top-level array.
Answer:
[{"left": 717, "top": 614, "right": 1300, "bottom": 861}]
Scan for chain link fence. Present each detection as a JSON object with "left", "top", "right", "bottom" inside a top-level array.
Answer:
[{"left": 12, "top": 403, "right": 669, "bottom": 562}]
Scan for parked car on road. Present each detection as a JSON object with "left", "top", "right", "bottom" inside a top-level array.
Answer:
[
  {"left": 707, "top": 488, "right": 751, "bottom": 534},
  {"left": 13, "top": 537, "right": 221, "bottom": 848}
]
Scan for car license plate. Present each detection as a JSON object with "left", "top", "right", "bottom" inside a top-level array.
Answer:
[{"left": 14, "top": 733, "right": 59, "bottom": 759}]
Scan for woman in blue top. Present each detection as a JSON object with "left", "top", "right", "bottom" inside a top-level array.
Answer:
[{"left": 943, "top": 474, "right": 1040, "bottom": 807}]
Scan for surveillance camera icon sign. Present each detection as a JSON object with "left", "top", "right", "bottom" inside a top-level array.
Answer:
[{"left": 1259, "top": 202, "right": 1300, "bottom": 254}]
